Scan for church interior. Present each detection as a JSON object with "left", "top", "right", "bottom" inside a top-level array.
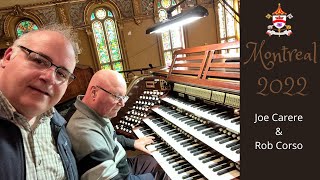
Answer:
[{"left": 0, "top": 0, "right": 240, "bottom": 179}]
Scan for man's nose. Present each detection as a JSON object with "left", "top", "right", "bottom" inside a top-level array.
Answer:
[
  {"left": 39, "top": 67, "right": 57, "bottom": 84},
  {"left": 117, "top": 99, "right": 125, "bottom": 107}
]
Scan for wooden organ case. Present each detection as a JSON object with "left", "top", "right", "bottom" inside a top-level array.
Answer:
[{"left": 111, "top": 41, "right": 240, "bottom": 180}]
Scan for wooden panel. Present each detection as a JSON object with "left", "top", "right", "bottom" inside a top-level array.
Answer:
[
  {"left": 171, "top": 70, "right": 200, "bottom": 76},
  {"left": 173, "top": 63, "right": 202, "bottom": 67},
  {"left": 175, "top": 55, "right": 204, "bottom": 61},
  {"left": 206, "top": 71, "right": 240, "bottom": 79},
  {"left": 212, "top": 53, "right": 240, "bottom": 60},
  {"left": 209, "top": 62, "right": 240, "bottom": 68}
]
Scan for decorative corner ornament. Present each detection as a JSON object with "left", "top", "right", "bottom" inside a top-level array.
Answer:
[
  {"left": 266, "top": 3, "right": 293, "bottom": 37},
  {"left": 134, "top": 17, "right": 142, "bottom": 25}
]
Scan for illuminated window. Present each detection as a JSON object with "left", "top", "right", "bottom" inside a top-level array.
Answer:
[
  {"left": 16, "top": 19, "right": 38, "bottom": 37},
  {"left": 91, "top": 8, "right": 123, "bottom": 71},
  {"left": 157, "top": 0, "right": 185, "bottom": 67},
  {"left": 216, "top": 0, "right": 240, "bottom": 43}
]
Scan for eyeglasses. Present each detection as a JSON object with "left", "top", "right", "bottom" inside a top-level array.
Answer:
[
  {"left": 17, "top": 45, "right": 76, "bottom": 84},
  {"left": 96, "top": 85, "right": 129, "bottom": 103}
]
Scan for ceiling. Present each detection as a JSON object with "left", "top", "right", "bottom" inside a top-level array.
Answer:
[{"left": 0, "top": 0, "right": 55, "bottom": 8}]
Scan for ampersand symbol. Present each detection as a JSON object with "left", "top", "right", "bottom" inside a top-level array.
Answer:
[{"left": 275, "top": 127, "right": 283, "bottom": 136}]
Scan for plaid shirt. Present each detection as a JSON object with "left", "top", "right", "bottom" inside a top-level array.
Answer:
[{"left": 0, "top": 91, "right": 66, "bottom": 180}]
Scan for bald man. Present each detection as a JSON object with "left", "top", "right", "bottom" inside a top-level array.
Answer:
[
  {"left": 67, "top": 70, "right": 169, "bottom": 180},
  {"left": 0, "top": 25, "right": 78, "bottom": 179}
]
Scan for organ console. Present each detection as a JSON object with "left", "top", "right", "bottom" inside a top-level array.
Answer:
[{"left": 111, "top": 41, "right": 240, "bottom": 180}]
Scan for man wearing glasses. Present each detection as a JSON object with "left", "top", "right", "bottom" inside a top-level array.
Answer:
[
  {"left": 0, "top": 25, "right": 78, "bottom": 179},
  {"left": 67, "top": 70, "right": 168, "bottom": 180}
]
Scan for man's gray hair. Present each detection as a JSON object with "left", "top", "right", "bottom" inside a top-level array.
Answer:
[{"left": 13, "top": 24, "right": 80, "bottom": 62}]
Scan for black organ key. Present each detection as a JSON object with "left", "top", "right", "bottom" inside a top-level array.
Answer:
[
  {"left": 172, "top": 113, "right": 185, "bottom": 118},
  {"left": 180, "top": 117, "right": 192, "bottom": 122},
  {"left": 159, "top": 147, "right": 171, "bottom": 153},
  {"left": 193, "top": 148, "right": 208, "bottom": 156},
  {"left": 180, "top": 139, "right": 194, "bottom": 146},
  {"left": 167, "top": 130, "right": 179, "bottom": 135},
  {"left": 172, "top": 161, "right": 189, "bottom": 168},
  {"left": 175, "top": 164, "right": 190, "bottom": 171},
  {"left": 217, "top": 166, "right": 237, "bottom": 176},
  {"left": 202, "top": 155, "right": 220, "bottom": 163},
  {"left": 183, "top": 174, "right": 203, "bottom": 180},
  {"left": 212, "top": 162, "right": 230, "bottom": 172},
  {"left": 162, "top": 151, "right": 176, "bottom": 157},
  {"left": 154, "top": 143, "right": 166, "bottom": 149},
  {"left": 214, "top": 134, "right": 228, "bottom": 141},
  {"left": 231, "top": 117, "right": 240, "bottom": 123},
  {"left": 167, "top": 156, "right": 182, "bottom": 163},
  {"left": 208, "top": 131, "right": 223, "bottom": 138},
  {"left": 216, "top": 111, "right": 228, "bottom": 118},
  {"left": 187, "top": 144, "right": 202, "bottom": 151},
  {"left": 226, "top": 140, "right": 239, "bottom": 148},
  {"left": 189, "top": 146, "right": 206, "bottom": 153},
  {"left": 230, "top": 144, "right": 240, "bottom": 151},
  {"left": 194, "top": 125, "right": 208, "bottom": 130},
  {"left": 182, "top": 172, "right": 199, "bottom": 179},
  {"left": 208, "top": 159, "right": 227, "bottom": 168},
  {"left": 218, "top": 137, "right": 233, "bottom": 144},
  {"left": 198, "top": 153, "right": 215, "bottom": 160},
  {"left": 178, "top": 166, "right": 194, "bottom": 174}
]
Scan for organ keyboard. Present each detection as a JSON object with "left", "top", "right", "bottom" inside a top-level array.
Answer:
[
  {"left": 112, "top": 41, "right": 240, "bottom": 179},
  {"left": 134, "top": 117, "right": 240, "bottom": 180}
]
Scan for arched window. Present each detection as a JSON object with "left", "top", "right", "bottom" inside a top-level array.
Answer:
[
  {"left": 90, "top": 7, "right": 123, "bottom": 71},
  {"left": 16, "top": 19, "right": 39, "bottom": 38},
  {"left": 216, "top": 0, "right": 240, "bottom": 43},
  {"left": 157, "top": 0, "right": 185, "bottom": 67}
]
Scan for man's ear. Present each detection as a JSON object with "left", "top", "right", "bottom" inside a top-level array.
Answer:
[
  {"left": 1, "top": 47, "right": 14, "bottom": 68},
  {"left": 91, "top": 86, "right": 97, "bottom": 98}
]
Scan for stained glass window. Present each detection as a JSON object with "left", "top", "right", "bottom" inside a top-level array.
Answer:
[
  {"left": 158, "top": 9, "right": 167, "bottom": 21},
  {"left": 170, "top": 27, "right": 182, "bottom": 48},
  {"left": 113, "top": 61, "right": 123, "bottom": 71},
  {"left": 157, "top": 0, "right": 184, "bottom": 67},
  {"left": 102, "top": 64, "right": 112, "bottom": 70},
  {"left": 161, "top": 32, "right": 171, "bottom": 50},
  {"left": 216, "top": 0, "right": 240, "bottom": 43},
  {"left": 163, "top": 51, "right": 172, "bottom": 67},
  {"left": 104, "top": 19, "right": 121, "bottom": 62},
  {"left": 92, "top": 21, "right": 110, "bottom": 63},
  {"left": 16, "top": 19, "right": 38, "bottom": 37},
  {"left": 96, "top": 8, "right": 106, "bottom": 19},
  {"left": 91, "top": 7, "right": 124, "bottom": 72},
  {"left": 161, "top": 0, "right": 171, "bottom": 8},
  {"left": 90, "top": 13, "right": 96, "bottom": 21},
  {"left": 107, "top": 10, "right": 113, "bottom": 17}
]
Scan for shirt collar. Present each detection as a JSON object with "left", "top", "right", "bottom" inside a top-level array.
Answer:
[
  {"left": 0, "top": 91, "right": 54, "bottom": 127},
  {"left": 75, "top": 95, "right": 110, "bottom": 126}
]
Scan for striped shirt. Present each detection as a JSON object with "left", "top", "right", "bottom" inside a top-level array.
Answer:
[{"left": 0, "top": 91, "right": 66, "bottom": 180}]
